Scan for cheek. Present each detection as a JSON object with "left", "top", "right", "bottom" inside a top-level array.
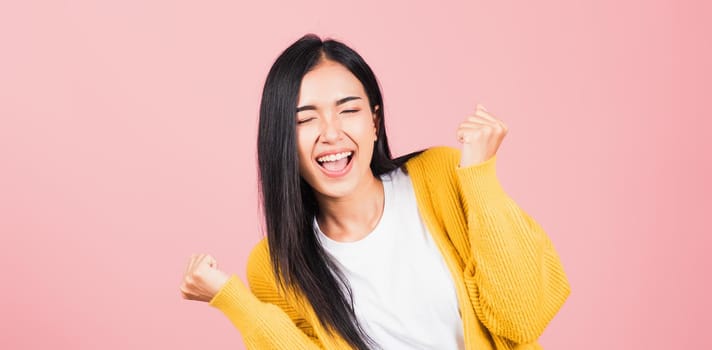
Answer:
[
  {"left": 343, "top": 116, "right": 376, "bottom": 140},
  {"left": 296, "top": 127, "right": 320, "bottom": 171},
  {"left": 343, "top": 117, "right": 376, "bottom": 160}
]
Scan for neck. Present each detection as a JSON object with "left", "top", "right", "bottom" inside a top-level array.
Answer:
[{"left": 315, "top": 173, "right": 384, "bottom": 243}]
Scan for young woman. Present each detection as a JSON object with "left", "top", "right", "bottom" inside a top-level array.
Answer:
[{"left": 180, "top": 34, "right": 570, "bottom": 350}]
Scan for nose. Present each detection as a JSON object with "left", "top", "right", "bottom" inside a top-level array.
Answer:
[{"left": 319, "top": 114, "right": 342, "bottom": 143}]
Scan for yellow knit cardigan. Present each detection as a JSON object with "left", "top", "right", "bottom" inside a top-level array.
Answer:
[{"left": 209, "top": 146, "right": 571, "bottom": 349}]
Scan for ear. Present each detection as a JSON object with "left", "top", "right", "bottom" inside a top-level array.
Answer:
[
  {"left": 372, "top": 105, "right": 380, "bottom": 140},
  {"left": 372, "top": 105, "right": 380, "bottom": 124}
]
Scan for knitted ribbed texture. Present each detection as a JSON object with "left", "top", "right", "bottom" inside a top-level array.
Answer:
[{"left": 209, "top": 146, "right": 570, "bottom": 349}]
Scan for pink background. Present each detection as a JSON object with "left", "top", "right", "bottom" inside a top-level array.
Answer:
[{"left": 1, "top": 0, "right": 710, "bottom": 349}]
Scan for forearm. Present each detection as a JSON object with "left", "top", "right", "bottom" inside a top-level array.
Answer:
[
  {"left": 457, "top": 156, "right": 571, "bottom": 343},
  {"left": 210, "top": 275, "right": 324, "bottom": 349}
]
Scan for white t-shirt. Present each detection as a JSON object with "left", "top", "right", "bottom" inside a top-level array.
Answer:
[{"left": 315, "top": 168, "right": 466, "bottom": 350}]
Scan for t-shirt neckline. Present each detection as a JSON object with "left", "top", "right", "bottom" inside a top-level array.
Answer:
[{"left": 314, "top": 170, "right": 398, "bottom": 251}]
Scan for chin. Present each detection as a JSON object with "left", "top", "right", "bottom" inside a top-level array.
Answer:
[{"left": 312, "top": 180, "right": 358, "bottom": 200}]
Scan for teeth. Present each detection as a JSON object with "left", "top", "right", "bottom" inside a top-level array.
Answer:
[{"left": 317, "top": 151, "right": 353, "bottom": 163}]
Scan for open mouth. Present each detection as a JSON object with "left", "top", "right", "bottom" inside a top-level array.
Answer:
[{"left": 316, "top": 151, "right": 354, "bottom": 175}]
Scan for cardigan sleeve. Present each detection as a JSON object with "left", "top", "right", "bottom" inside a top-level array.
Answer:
[
  {"left": 208, "top": 240, "right": 324, "bottom": 349},
  {"left": 455, "top": 154, "right": 571, "bottom": 344}
]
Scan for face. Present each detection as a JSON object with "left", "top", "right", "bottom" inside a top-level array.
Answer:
[{"left": 295, "top": 59, "right": 379, "bottom": 200}]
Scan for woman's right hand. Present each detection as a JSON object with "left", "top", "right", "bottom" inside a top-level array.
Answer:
[{"left": 180, "top": 253, "right": 230, "bottom": 302}]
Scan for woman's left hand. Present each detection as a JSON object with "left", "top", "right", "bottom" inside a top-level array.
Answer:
[{"left": 456, "top": 104, "right": 508, "bottom": 167}]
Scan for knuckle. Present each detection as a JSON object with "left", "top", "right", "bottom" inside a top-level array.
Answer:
[
  {"left": 179, "top": 286, "right": 192, "bottom": 297},
  {"left": 186, "top": 276, "right": 198, "bottom": 286}
]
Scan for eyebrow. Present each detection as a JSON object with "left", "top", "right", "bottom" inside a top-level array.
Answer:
[{"left": 296, "top": 96, "right": 362, "bottom": 113}]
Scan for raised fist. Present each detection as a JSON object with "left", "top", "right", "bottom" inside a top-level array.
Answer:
[{"left": 179, "top": 253, "right": 230, "bottom": 302}]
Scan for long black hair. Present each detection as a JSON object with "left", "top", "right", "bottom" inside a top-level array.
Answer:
[{"left": 257, "top": 33, "right": 422, "bottom": 349}]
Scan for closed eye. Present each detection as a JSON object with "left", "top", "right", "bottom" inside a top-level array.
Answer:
[
  {"left": 341, "top": 109, "right": 359, "bottom": 114},
  {"left": 297, "top": 117, "right": 316, "bottom": 124}
]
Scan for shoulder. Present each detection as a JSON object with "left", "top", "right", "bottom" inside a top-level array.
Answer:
[
  {"left": 405, "top": 146, "right": 461, "bottom": 180},
  {"left": 246, "top": 238, "right": 273, "bottom": 284},
  {"left": 402, "top": 147, "right": 466, "bottom": 205},
  {"left": 245, "top": 238, "right": 295, "bottom": 300},
  {"left": 244, "top": 238, "right": 315, "bottom": 327},
  {"left": 247, "top": 238, "right": 269, "bottom": 263},
  {"left": 406, "top": 146, "right": 461, "bottom": 169}
]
